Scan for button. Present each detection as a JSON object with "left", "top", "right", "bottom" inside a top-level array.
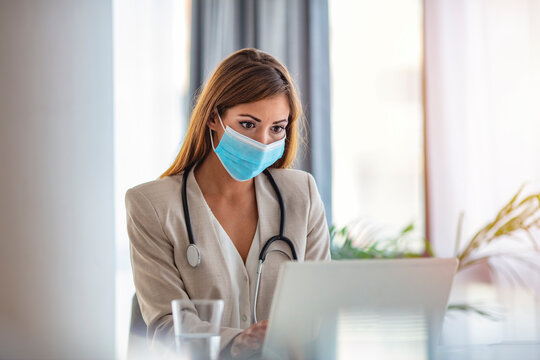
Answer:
[{"left": 241, "top": 315, "right": 248, "bottom": 322}]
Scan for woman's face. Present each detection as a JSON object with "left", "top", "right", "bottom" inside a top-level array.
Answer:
[{"left": 209, "top": 94, "right": 290, "bottom": 145}]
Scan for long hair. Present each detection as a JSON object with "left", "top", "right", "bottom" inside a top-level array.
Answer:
[{"left": 160, "top": 48, "right": 303, "bottom": 178}]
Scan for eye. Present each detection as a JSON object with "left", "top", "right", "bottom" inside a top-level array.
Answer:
[
  {"left": 271, "top": 125, "right": 286, "bottom": 134},
  {"left": 240, "top": 121, "right": 255, "bottom": 129}
]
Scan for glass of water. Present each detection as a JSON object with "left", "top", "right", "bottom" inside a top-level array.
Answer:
[{"left": 171, "top": 299, "right": 224, "bottom": 360}]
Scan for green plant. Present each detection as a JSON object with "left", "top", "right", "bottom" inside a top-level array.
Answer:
[
  {"left": 330, "top": 221, "right": 432, "bottom": 260},
  {"left": 330, "top": 185, "right": 540, "bottom": 319},
  {"left": 455, "top": 185, "right": 540, "bottom": 286},
  {"left": 446, "top": 303, "right": 503, "bottom": 321}
]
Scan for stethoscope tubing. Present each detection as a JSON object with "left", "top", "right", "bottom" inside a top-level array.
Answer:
[{"left": 181, "top": 162, "right": 298, "bottom": 323}]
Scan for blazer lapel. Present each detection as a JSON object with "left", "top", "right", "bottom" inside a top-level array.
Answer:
[
  {"left": 254, "top": 172, "right": 282, "bottom": 249},
  {"left": 184, "top": 168, "right": 229, "bottom": 267}
]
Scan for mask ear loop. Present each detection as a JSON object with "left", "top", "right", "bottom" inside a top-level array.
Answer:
[
  {"left": 209, "top": 110, "right": 227, "bottom": 150},
  {"left": 216, "top": 110, "right": 226, "bottom": 130}
]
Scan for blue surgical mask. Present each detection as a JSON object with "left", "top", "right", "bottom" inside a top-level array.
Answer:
[{"left": 209, "top": 112, "right": 286, "bottom": 181}]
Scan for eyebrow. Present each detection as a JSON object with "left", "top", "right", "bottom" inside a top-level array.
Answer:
[{"left": 238, "top": 114, "right": 288, "bottom": 124}]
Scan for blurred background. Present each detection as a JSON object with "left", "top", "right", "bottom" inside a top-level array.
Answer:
[{"left": 1, "top": 0, "right": 539, "bottom": 359}]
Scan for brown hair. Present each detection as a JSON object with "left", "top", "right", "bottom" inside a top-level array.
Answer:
[{"left": 160, "top": 48, "right": 303, "bottom": 178}]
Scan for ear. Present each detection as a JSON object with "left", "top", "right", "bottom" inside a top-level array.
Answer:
[{"left": 206, "top": 110, "right": 219, "bottom": 131}]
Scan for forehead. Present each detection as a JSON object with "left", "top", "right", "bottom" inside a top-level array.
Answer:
[{"left": 228, "top": 94, "right": 290, "bottom": 119}]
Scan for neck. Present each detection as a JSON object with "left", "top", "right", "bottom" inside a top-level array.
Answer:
[{"left": 194, "top": 151, "right": 254, "bottom": 198}]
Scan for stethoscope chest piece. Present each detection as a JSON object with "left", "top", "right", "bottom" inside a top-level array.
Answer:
[{"left": 186, "top": 244, "right": 201, "bottom": 268}]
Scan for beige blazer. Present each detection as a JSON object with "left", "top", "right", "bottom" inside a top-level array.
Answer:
[{"left": 125, "top": 167, "right": 330, "bottom": 353}]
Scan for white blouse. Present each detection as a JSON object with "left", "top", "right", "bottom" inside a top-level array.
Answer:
[{"left": 206, "top": 204, "right": 261, "bottom": 328}]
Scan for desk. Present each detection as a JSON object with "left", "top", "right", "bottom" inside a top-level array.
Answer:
[
  {"left": 254, "top": 283, "right": 540, "bottom": 360},
  {"left": 246, "top": 341, "right": 540, "bottom": 360},
  {"left": 436, "top": 343, "right": 540, "bottom": 360},
  {"left": 226, "top": 342, "right": 540, "bottom": 360}
]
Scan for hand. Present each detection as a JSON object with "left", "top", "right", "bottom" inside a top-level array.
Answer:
[{"left": 230, "top": 320, "right": 269, "bottom": 359}]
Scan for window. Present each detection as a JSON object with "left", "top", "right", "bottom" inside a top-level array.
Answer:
[{"left": 329, "top": 0, "right": 425, "bottom": 236}]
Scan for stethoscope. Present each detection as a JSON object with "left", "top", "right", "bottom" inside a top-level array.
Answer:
[{"left": 181, "top": 162, "right": 298, "bottom": 323}]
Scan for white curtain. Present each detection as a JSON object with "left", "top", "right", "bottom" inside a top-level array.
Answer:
[{"left": 425, "top": 0, "right": 540, "bottom": 272}]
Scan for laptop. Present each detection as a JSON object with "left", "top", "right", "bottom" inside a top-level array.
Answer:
[{"left": 262, "top": 258, "right": 458, "bottom": 360}]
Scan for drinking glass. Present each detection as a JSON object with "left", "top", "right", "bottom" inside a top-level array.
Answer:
[{"left": 171, "top": 299, "right": 224, "bottom": 360}]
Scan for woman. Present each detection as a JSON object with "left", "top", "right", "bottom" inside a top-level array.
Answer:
[{"left": 126, "top": 48, "right": 330, "bottom": 359}]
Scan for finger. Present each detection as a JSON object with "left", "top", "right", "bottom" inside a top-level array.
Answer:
[
  {"left": 249, "top": 321, "right": 267, "bottom": 331},
  {"left": 250, "top": 342, "right": 261, "bottom": 350},
  {"left": 256, "top": 322, "right": 267, "bottom": 328},
  {"left": 240, "top": 334, "right": 257, "bottom": 344},
  {"left": 235, "top": 340, "right": 255, "bottom": 355},
  {"left": 250, "top": 327, "right": 266, "bottom": 336},
  {"left": 241, "top": 323, "right": 267, "bottom": 340},
  {"left": 258, "top": 320, "right": 269, "bottom": 328},
  {"left": 248, "top": 329, "right": 265, "bottom": 339},
  {"left": 250, "top": 334, "right": 264, "bottom": 343},
  {"left": 238, "top": 335, "right": 253, "bottom": 348},
  {"left": 245, "top": 333, "right": 262, "bottom": 343},
  {"left": 232, "top": 340, "right": 254, "bottom": 358},
  {"left": 241, "top": 339, "right": 260, "bottom": 352},
  {"left": 243, "top": 333, "right": 263, "bottom": 343},
  {"left": 254, "top": 324, "right": 267, "bottom": 332},
  {"left": 248, "top": 329, "right": 262, "bottom": 337},
  {"left": 242, "top": 338, "right": 262, "bottom": 350},
  {"left": 252, "top": 326, "right": 268, "bottom": 336},
  {"left": 246, "top": 335, "right": 264, "bottom": 345}
]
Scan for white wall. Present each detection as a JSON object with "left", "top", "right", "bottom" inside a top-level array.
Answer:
[{"left": 0, "top": 1, "right": 115, "bottom": 359}]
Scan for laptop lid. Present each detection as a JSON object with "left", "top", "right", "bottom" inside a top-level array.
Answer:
[{"left": 262, "top": 258, "right": 458, "bottom": 360}]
